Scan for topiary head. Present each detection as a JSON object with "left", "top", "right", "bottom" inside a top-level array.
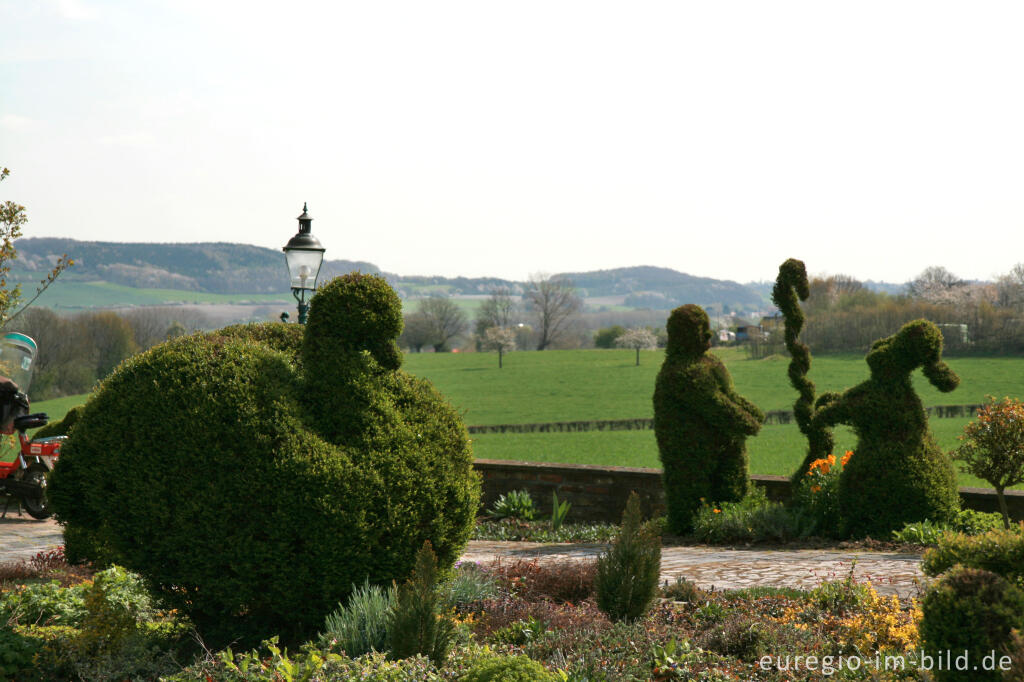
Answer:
[
  {"left": 304, "top": 273, "right": 404, "bottom": 370},
  {"left": 866, "top": 319, "right": 959, "bottom": 392},
  {"left": 666, "top": 304, "right": 711, "bottom": 358}
]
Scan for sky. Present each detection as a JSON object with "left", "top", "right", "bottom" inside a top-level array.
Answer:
[{"left": 2, "top": 1, "right": 1023, "bottom": 284}]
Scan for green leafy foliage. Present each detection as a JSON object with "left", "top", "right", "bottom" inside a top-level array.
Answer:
[
  {"left": 387, "top": 542, "right": 457, "bottom": 666},
  {"left": 954, "top": 396, "right": 1024, "bottom": 528},
  {"left": 813, "top": 319, "right": 962, "bottom": 538},
  {"left": 771, "top": 258, "right": 835, "bottom": 482},
  {"left": 654, "top": 304, "right": 764, "bottom": 533},
  {"left": 919, "top": 566, "right": 1024, "bottom": 681},
  {"left": 487, "top": 489, "right": 538, "bottom": 521},
  {"left": 595, "top": 492, "right": 661, "bottom": 623},
  {"left": 460, "top": 654, "right": 562, "bottom": 681},
  {"left": 691, "top": 487, "right": 809, "bottom": 544},
  {"left": 549, "top": 491, "right": 571, "bottom": 531},
  {"left": 48, "top": 273, "right": 479, "bottom": 647},
  {"left": 922, "top": 527, "right": 1024, "bottom": 586},
  {"left": 319, "top": 580, "right": 396, "bottom": 658}
]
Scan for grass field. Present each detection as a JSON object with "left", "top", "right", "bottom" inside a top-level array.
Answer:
[
  {"left": 403, "top": 347, "right": 1024, "bottom": 423},
  {"left": 27, "top": 278, "right": 292, "bottom": 309}
]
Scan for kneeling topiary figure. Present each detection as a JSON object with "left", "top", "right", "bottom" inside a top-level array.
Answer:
[
  {"left": 654, "top": 304, "right": 764, "bottom": 533},
  {"left": 49, "top": 273, "right": 479, "bottom": 646},
  {"left": 813, "top": 319, "right": 960, "bottom": 538}
]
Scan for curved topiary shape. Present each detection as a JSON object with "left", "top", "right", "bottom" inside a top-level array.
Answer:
[
  {"left": 653, "top": 304, "right": 764, "bottom": 533},
  {"left": 771, "top": 258, "right": 834, "bottom": 482},
  {"left": 813, "top": 319, "right": 961, "bottom": 538},
  {"left": 48, "top": 273, "right": 479, "bottom": 646}
]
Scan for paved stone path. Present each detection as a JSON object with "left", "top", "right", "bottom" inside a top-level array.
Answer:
[
  {"left": 1, "top": 513, "right": 925, "bottom": 599},
  {"left": 462, "top": 541, "right": 926, "bottom": 599}
]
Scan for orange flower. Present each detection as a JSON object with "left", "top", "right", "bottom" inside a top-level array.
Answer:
[
  {"left": 810, "top": 485, "right": 822, "bottom": 493},
  {"left": 713, "top": 508, "right": 721, "bottom": 514},
  {"left": 842, "top": 450, "right": 853, "bottom": 467}
]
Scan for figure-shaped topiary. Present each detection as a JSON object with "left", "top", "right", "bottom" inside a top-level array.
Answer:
[
  {"left": 48, "top": 273, "right": 479, "bottom": 647},
  {"left": 653, "top": 304, "right": 764, "bottom": 533},
  {"left": 813, "top": 319, "right": 961, "bottom": 538},
  {"left": 771, "top": 258, "right": 834, "bottom": 482}
]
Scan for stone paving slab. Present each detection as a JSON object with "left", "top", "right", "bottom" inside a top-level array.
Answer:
[
  {"left": 0, "top": 507, "right": 63, "bottom": 563},
  {"left": 0, "top": 515, "right": 926, "bottom": 600},
  {"left": 461, "top": 541, "right": 926, "bottom": 600}
]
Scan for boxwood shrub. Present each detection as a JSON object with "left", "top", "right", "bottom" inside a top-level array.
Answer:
[
  {"left": 49, "top": 273, "right": 479, "bottom": 646},
  {"left": 813, "top": 319, "right": 961, "bottom": 538},
  {"left": 653, "top": 304, "right": 764, "bottom": 533}
]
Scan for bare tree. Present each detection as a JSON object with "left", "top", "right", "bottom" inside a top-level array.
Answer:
[
  {"left": 482, "top": 326, "right": 517, "bottom": 368},
  {"left": 417, "top": 297, "right": 466, "bottom": 352},
  {"left": 399, "top": 311, "right": 434, "bottom": 353},
  {"left": 906, "top": 266, "right": 967, "bottom": 303},
  {"left": 474, "top": 287, "right": 519, "bottom": 339},
  {"left": 996, "top": 263, "right": 1024, "bottom": 310},
  {"left": 525, "top": 274, "right": 582, "bottom": 350}
]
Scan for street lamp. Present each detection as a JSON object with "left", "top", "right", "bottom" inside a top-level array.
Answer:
[{"left": 282, "top": 202, "right": 325, "bottom": 324}]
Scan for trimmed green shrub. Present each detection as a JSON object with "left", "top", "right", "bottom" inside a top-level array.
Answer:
[
  {"left": 595, "top": 492, "right": 661, "bottom": 623},
  {"left": 218, "top": 320, "right": 304, "bottom": 365},
  {"left": 919, "top": 566, "right": 1024, "bottom": 681},
  {"left": 813, "top": 319, "right": 961, "bottom": 538},
  {"left": 690, "top": 487, "right": 808, "bottom": 544},
  {"left": 48, "top": 273, "right": 479, "bottom": 647},
  {"left": 922, "top": 527, "right": 1024, "bottom": 586},
  {"left": 387, "top": 542, "right": 457, "bottom": 666},
  {"left": 32, "top": 404, "right": 83, "bottom": 439},
  {"left": 653, "top": 304, "right": 764, "bottom": 533},
  {"left": 460, "top": 654, "right": 561, "bottom": 681},
  {"left": 771, "top": 258, "right": 835, "bottom": 483}
]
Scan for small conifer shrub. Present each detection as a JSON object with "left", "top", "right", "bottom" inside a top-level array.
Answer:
[
  {"left": 387, "top": 541, "right": 457, "bottom": 666},
  {"left": 595, "top": 492, "right": 661, "bottom": 623}
]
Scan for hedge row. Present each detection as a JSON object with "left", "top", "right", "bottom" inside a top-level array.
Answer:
[{"left": 467, "top": 404, "right": 987, "bottom": 434}]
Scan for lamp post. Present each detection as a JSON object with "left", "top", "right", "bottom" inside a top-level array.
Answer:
[{"left": 282, "top": 203, "right": 325, "bottom": 324}]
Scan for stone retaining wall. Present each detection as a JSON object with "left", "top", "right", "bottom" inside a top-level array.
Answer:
[{"left": 474, "top": 459, "right": 1024, "bottom": 525}]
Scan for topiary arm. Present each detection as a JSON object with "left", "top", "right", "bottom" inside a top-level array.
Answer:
[
  {"left": 811, "top": 389, "right": 854, "bottom": 429},
  {"left": 707, "top": 360, "right": 763, "bottom": 435}
]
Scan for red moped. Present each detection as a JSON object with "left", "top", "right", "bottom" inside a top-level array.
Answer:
[{"left": 0, "top": 333, "right": 64, "bottom": 520}]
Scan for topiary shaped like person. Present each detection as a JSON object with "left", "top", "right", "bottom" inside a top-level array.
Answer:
[
  {"left": 654, "top": 304, "right": 764, "bottom": 533},
  {"left": 812, "top": 319, "right": 961, "bottom": 538},
  {"left": 49, "top": 273, "right": 479, "bottom": 647}
]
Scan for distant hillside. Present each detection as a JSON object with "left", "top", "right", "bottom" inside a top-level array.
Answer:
[
  {"left": 12, "top": 238, "right": 765, "bottom": 310},
  {"left": 559, "top": 266, "right": 763, "bottom": 310},
  {"left": 14, "top": 238, "right": 379, "bottom": 295}
]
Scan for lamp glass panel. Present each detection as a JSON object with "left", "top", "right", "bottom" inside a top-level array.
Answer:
[{"left": 285, "top": 248, "right": 324, "bottom": 290}]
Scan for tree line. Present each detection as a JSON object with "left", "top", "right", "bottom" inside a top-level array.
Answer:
[{"left": 766, "top": 265, "right": 1024, "bottom": 355}]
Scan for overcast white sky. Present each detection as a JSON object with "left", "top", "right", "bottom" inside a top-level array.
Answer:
[{"left": 2, "top": 0, "right": 1022, "bottom": 284}]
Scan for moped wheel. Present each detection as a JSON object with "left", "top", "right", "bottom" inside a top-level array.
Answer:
[{"left": 20, "top": 464, "right": 51, "bottom": 520}]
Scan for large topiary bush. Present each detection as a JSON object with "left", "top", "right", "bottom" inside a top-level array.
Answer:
[
  {"left": 770, "top": 258, "right": 835, "bottom": 482},
  {"left": 813, "top": 319, "right": 961, "bottom": 538},
  {"left": 49, "top": 273, "right": 479, "bottom": 646},
  {"left": 919, "top": 566, "right": 1024, "bottom": 681},
  {"left": 653, "top": 304, "right": 764, "bottom": 533}
]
